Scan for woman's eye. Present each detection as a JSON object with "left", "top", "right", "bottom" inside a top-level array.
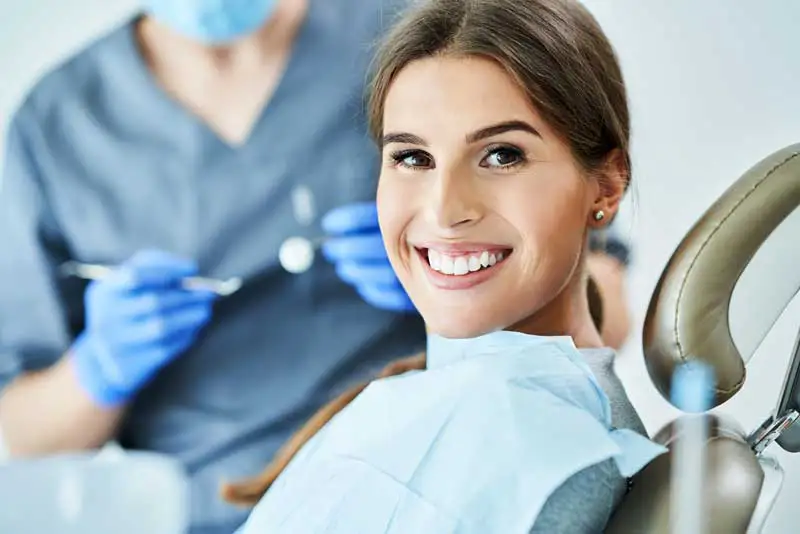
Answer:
[
  {"left": 482, "top": 147, "right": 524, "bottom": 168},
  {"left": 390, "top": 150, "right": 434, "bottom": 169}
]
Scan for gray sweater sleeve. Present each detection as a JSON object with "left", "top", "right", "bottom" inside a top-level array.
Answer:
[
  {"left": 530, "top": 458, "right": 625, "bottom": 534},
  {"left": 529, "top": 348, "right": 645, "bottom": 533}
]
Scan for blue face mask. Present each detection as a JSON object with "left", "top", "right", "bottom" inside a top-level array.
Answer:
[{"left": 144, "top": 0, "right": 279, "bottom": 44}]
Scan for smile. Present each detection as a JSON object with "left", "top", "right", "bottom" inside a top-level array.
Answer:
[
  {"left": 427, "top": 248, "right": 508, "bottom": 275},
  {"left": 415, "top": 246, "right": 513, "bottom": 290}
]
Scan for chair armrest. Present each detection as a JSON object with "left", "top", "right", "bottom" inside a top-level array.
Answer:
[{"left": 605, "top": 414, "right": 763, "bottom": 534}]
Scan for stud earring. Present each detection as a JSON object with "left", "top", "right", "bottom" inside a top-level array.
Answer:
[{"left": 594, "top": 210, "right": 605, "bottom": 221}]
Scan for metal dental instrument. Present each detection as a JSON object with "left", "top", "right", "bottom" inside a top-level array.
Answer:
[
  {"left": 279, "top": 184, "right": 325, "bottom": 275},
  {"left": 60, "top": 261, "right": 243, "bottom": 297},
  {"left": 670, "top": 361, "right": 715, "bottom": 534},
  {"left": 278, "top": 235, "right": 327, "bottom": 274}
]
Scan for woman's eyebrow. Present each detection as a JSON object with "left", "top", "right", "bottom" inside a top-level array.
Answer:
[
  {"left": 466, "top": 120, "right": 542, "bottom": 142},
  {"left": 381, "top": 120, "right": 540, "bottom": 148},
  {"left": 382, "top": 132, "right": 427, "bottom": 147}
]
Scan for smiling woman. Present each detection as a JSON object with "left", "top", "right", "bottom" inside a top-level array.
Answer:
[
  {"left": 370, "top": 0, "right": 631, "bottom": 343},
  {"left": 231, "top": 1, "right": 663, "bottom": 533}
]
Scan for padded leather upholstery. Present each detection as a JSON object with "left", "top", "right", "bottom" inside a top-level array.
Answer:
[
  {"left": 605, "top": 415, "right": 764, "bottom": 533},
  {"left": 643, "top": 144, "right": 800, "bottom": 406}
]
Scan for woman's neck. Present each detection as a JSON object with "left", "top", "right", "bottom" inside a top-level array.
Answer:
[{"left": 508, "top": 268, "right": 604, "bottom": 349}]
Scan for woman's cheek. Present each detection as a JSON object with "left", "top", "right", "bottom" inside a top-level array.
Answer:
[{"left": 377, "top": 181, "right": 406, "bottom": 264}]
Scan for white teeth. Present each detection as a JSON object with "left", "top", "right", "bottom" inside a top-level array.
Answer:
[
  {"left": 440, "top": 255, "right": 454, "bottom": 275},
  {"left": 453, "top": 257, "right": 469, "bottom": 275},
  {"left": 428, "top": 249, "right": 441, "bottom": 270},
  {"left": 425, "top": 248, "right": 509, "bottom": 276}
]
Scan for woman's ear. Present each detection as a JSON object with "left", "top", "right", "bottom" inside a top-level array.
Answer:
[{"left": 589, "top": 149, "right": 628, "bottom": 228}]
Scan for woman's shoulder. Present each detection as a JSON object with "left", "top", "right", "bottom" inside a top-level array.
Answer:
[
  {"left": 580, "top": 348, "right": 648, "bottom": 436},
  {"left": 531, "top": 458, "right": 624, "bottom": 534}
]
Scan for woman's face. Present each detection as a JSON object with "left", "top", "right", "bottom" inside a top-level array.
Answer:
[{"left": 377, "top": 55, "right": 609, "bottom": 338}]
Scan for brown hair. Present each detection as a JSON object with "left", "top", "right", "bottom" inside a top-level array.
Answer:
[{"left": 368, "top": 0, "right": 631, "bottom": 183}]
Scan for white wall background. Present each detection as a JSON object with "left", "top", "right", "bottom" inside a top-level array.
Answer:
[{"left": 0, "top": 0, "right": 798, "bottom": 531}]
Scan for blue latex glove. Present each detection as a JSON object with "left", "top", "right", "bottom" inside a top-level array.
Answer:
[
  {"left": 71, "top": 250, "right": 217, "bottom": 407},
  {"left": 321, "top": 202, "right": 415, "bottom": 313}
]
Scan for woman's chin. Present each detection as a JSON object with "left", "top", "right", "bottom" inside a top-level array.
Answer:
[
  {"left": 415, "top": 296, "right": 520, "bottom": 339},
  {"left": 424, "top": 318, "right": 504, "bottom": 340}
]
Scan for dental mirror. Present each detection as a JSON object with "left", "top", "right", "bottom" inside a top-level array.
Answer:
[{"left": 278, "top": 236, "right": 325, "bottom": 274}]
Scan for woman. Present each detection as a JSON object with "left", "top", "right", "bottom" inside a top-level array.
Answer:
[{"left": 227, "top": 0, "right": 664, "bottom": 532}]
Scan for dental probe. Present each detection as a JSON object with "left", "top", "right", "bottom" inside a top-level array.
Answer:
[{"left": 60, "top": 261, "right": 243, "bottom": 297}]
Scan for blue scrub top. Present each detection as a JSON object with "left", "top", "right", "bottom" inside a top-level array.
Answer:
[{"left": 0, "top": 1, "right": 425, "bottom": 532}]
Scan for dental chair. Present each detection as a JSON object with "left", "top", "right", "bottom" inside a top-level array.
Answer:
[{"left": 606, "top": 143, "right": 800, "bottom": 533}]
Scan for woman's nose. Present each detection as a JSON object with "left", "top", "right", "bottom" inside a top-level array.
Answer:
[{"left": 428, "top": 167, "right": 483, "bottom": 229}]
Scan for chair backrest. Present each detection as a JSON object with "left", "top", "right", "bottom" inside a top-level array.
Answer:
[
  {"left": 642, "top": 143, "right": 799, "bottom": 405},
  {"left": 0, "top": 451, "right": 189, "bottom": 534},
  {"left": 606, "top": 143, "right": 800, "bottom": 533}
]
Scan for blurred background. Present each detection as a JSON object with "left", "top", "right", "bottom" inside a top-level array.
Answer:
[{"left": 0, "top": 0, "right": 798, "bottom": 531}]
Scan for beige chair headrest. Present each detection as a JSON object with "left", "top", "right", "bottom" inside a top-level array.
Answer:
[{"left": 643, "top": 144, "right": 800, "bottom": 407}]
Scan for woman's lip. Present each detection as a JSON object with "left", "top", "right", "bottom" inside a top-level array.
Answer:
[
  {"left": 415, "top": 248, "right": 510, "bottom": 290},
  {"left": 413, "top": 242, "right": 512, "bottom": 255}
]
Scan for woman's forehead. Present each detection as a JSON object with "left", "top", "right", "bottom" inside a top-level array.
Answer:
[{"left": 382, "top": 56, "right": 551, "bottom": 139}]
